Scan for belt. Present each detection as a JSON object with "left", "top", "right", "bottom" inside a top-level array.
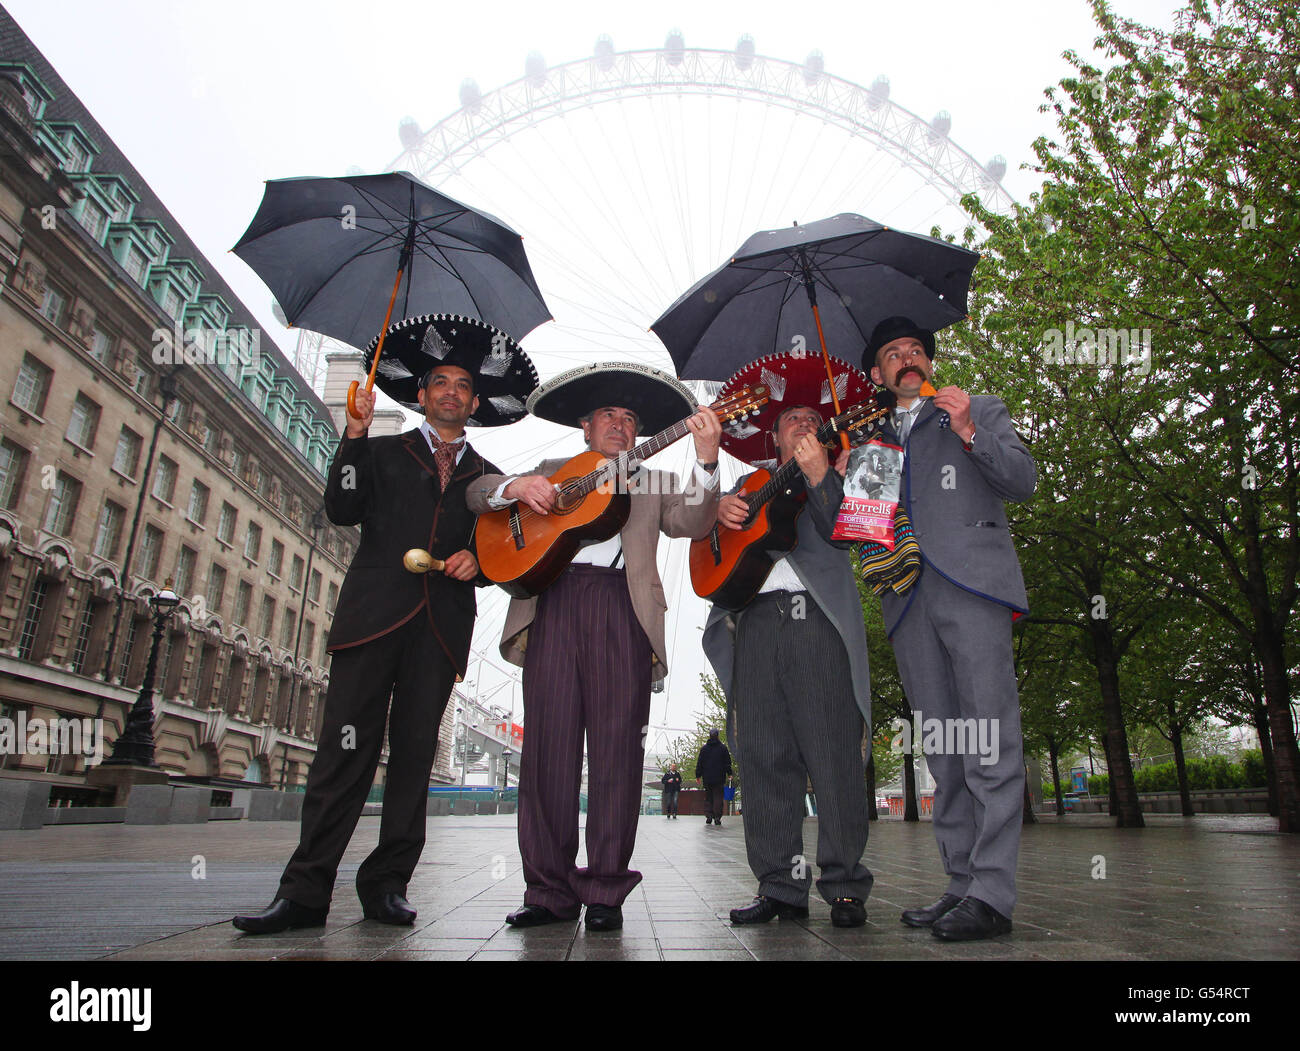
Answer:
[{"left": 752, "top": 589, "right": 809, "bottom": 603}]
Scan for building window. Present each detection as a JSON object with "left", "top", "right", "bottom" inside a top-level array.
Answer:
[
  {"left": 66, "top": 392, "right": 101, "bottom": 450},
  {"left": 268, "top": 539, "right": 284, "bottom": 578},
  {"left": 280, "top": 609, "right": 296, "bottom": 650},
  {"left": 302, "top": 619, "right": 315, "bottom": 663},
  {"left": 139, "top": 524, "right": 164, "bottom": 580},
  {"left": 161, "top": 287, "right": 183, "bottom": 318},
  {"left": 205, "top": 564, "right": 227, "bottom": 615},
  {"left": 152, "top": 455, "right": 177, "bottom": 503},
  {"left": 17, "top": 579, "right": 48, "bottom": 660},
  {"left": 0, "top": 438, "right": 30, "bottom": 510},
  {"left": 43, "top": 472, "right": 81, "bottom": 536},
  {"left": 92, "top": 501, "right": 125, "bottom": 560},
  {"left": 245, "top": 522, "right": 262, "bottom": 562},
  {"left": 112, "top": 427, "right": 142, "bottom": 478},
  {"left": 79, "top": 202, "right": 107, "bottom": 241},
  {"left": 175, "top": 545, "right": 197, "bottom": 596},
  {"left": 289, "top": 554, "right": 304, "bottom": 592},
  {"left": 72, "top": 594, "right": 96, "bottom": 673},
  {"left": 132, "top": 357, "right": 152, "bottom": 399},
  {"left": 117, "top": 615, "right": 139, "bottom": 681},
  {"left": 12, "top": 354, "right": 52, "bottom": 416},
  {"left": 234, "top": 580, "right": 252, "bottom": 625},
  {"left": 308, "top": 569, "right": 322, "bottom": 605},
  {"left": 217, "top": 502, "right": 237, "bottom": 544},
  {"left": 258, "top": 595, "right": 275, "bottom": 639},
  {"left": 124, "top": 248, "right": 148, "bottom": 284},
  {"left": 186, "top": 480, "right": 209, "bottom": 525},
  {"left": 90, "top": 326, "right": 114, "bottom": 363},
  {"left": 326, "top": 581, "right": 338, "bottom": 614},
  {"left": 39, "top": 283, "right": 68, "bottom": 326}
]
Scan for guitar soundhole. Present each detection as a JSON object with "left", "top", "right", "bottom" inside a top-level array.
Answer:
[{"left": 552, "top": 479, "right": 585, "bottom": 516}]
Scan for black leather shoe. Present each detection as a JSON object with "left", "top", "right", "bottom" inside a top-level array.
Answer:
[
  {"left": 584, "top": 904, "right": 623, "bottom": 931},
  {"left": 505, "top": 903, "right": 570, "bottom": 927},
  {"left": 232, "top": 898, "right": 327, "bottom": 934},
  {"left": 830, "top": 897, "right": 867, "bottom": 928},
  {"left": 729, "top": 896, "right": 809, "bottom": 925},
  {"left": 931, "top": 897, "right": 1012, "bottom": 941},
  {"left": 900, "top": 893, "right": 964, "bottom": 928},
  {"left": 362, "top": 892, "right": 416, "bottom": 926}
]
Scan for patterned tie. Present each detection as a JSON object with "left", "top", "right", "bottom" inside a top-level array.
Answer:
[
  {"left": 427, "top": 431, "right": 460, "bottom": 489},
  {"left": 895, "top": 408, "right": 915, "bottom": 446}
]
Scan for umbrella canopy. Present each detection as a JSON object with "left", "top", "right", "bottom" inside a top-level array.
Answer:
[
  {"left": 233, "top": 172, "right": 552, "bottom": 349},
  {"left": 362, "top": 314, "right": 539, "bottom": 427},
  {"left": 651, "top": 213, "right": 978, "bottom": 381}
]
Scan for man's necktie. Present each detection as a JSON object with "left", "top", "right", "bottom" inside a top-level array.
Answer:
[
  {"left": 427, "top": 432, "right": 458, "bottom": 489},
  {"left": 895, "top": 410, "right": 915, "bottom": 446}
]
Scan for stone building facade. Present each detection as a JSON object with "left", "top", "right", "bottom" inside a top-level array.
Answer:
[{"left": 0, "top": 11, "right": 461, "bottom": 798}]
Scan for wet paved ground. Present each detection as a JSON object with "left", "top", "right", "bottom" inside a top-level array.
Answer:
[{"left": 0, "top": 812, "right": 1295, "bottom": 961}]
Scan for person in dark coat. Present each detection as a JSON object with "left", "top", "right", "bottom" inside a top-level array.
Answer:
[
  {"left": 696, "top": 729, "right": 733, "bottom": 826},
  {"left": 233, "top": 345, "right": 519, "bottom": 934},
  {"left": 662, "top": 763, "right": 683, "bottom": 819}
]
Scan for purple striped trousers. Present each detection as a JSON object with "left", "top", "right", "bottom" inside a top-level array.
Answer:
[{"left": 519, "top": 564, "right": 653, "bottom": 915}]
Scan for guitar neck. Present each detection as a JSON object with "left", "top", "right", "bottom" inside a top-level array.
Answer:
[
  {"left": 569, "top": 409, "right": 710, "bottom": 497},
  {"left": 745, "top": 410, "right": 874, "bottom": 507}
]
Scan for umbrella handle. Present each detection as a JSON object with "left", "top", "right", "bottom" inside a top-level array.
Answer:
[
  {"left": 346, "top": 265, "right": 409, "bottom": 420},
  {"left": 809, "top": 303, "right": 851, "bottom": 450}
]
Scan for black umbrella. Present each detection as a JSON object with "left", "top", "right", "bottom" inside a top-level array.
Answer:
[
  {"left": 362, "top": 314, "right": 539, "bottom": 428},
  {"left": 233, "top": 172, "right": 551, "bottom": 418},
  {"left": 651, "top": 214, "right": 978, "bottom": 408}
]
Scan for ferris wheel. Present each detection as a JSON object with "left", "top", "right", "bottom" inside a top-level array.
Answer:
[{"left": 303, "top": 32, "right": 1016, "bottom": 747}]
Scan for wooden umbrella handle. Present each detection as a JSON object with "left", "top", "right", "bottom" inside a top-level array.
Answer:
[
  {"left": 347, "top": 265, "right": 409, "bottom": 419},
  {"left": 809, "top": 302, "right": 850, "bottom": 450}
]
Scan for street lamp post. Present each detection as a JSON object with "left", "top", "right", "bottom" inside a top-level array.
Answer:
[
  {"left": 501, "top": 747, "right": 512, "bottom": 791},
  {"left": 280, "top": 507, "right": 326, "bottom": 789},
  {"left": 101, "top": 582, "right": 181, "bottom": 768}
]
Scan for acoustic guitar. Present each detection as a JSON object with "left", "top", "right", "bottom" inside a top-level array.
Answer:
[
  {"left": 689, "top": 400, "right": 889, "bottom": 610},
  {"left": 477, "top": 385, "right": 770, "bottom": 597}
]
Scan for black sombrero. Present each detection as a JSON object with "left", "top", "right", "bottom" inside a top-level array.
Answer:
[
  {"left": 527, "top": 361, "right": 698, "bottom": 435},
  {"left": 362, "top": 313, "right": 539, "bottom": 427}
]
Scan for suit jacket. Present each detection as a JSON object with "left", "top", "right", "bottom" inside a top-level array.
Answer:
[
  {"left": 881, "top": 395, "right": 1036, "bottom": 637},
  {"left": 467, "top": 460, "right": 719, "bottom": 681},
  {"left": 324, "top": 427, "right": 501, "bottom": 678},
  {"left": 703, "top": 470, "right": 873, "bottom": 744}
]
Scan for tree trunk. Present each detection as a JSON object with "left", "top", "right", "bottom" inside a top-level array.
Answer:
[
  {"left": 1169, "top": 715, "right": 1194, "bottom": 817},
  {"left": 1259, "top": 641, "right": 1300, "bottom": 833},
  {"left": 1252, "top": 700, "right": 1278, "bottom": 817},
  {"left": 903, "top": 750, "right": 919, "bottom": 822},
  {"left": 1022, "top": 758, "right": 1037, "bottom": 824},
  {"left": 1048, "top": 735, "right": 1065, "bottom": 817},
  {"left": 1089, "top": 619, "right": 1144, "bottom": 827}
]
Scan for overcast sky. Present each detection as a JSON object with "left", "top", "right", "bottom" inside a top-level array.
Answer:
[{"left": 6, "top": 0, "right": 1187, "bottom": 746}]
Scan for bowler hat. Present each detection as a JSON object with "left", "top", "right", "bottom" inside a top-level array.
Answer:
[{"left": 862, "top": 316, "right": 936, "bottom": 372}]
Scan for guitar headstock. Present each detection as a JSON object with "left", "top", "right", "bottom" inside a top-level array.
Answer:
[
  {"left": 710, "top": 384, "right": 770, "bottom": 424},
  {"left": 821, "top": 400, "right": 890, "bottom": 446}
]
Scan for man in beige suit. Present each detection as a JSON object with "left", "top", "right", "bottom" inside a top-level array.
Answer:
[{"left": 468, "top": 363, "right": 720, "bottom": 931}]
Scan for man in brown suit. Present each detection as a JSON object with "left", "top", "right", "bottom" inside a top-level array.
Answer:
[
  {"left": 233, "top": 328, "right": 530, "bottom": 934},
  {"left": 468, "top": 363, "right": 720, "bottom": 931}
]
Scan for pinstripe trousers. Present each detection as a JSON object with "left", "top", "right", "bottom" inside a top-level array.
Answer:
[
  {"left": 733, "top": 591, "right": 873, "bottom": 906},
  {"left": 519, "top": 565, "right": 653, "bottom": 915}
]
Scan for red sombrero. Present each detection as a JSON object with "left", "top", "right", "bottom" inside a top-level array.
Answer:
[{"left": 718, "top": 352, "right": 876, "bottom": 467}]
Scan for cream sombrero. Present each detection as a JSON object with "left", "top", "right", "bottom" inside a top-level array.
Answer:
[{"left": 527, "top": 361, "right": 698, "bottom": 435}]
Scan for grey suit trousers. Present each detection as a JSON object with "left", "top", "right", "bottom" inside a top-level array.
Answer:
[
  {"left": 890, "top": 571, "right": 1023, "bottom": 917},
  {"left": 734, "top": 590, "right": 873, "bottom": 906}
]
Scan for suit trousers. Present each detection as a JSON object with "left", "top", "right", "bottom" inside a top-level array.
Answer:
[
  {"left": 890, "top": 571, "right": 1023, "bottom": 917},
  {"left": 703, "top": 784, "right": 725, "bottom": 821},
  {"left": 519, "top": 565, "right": 653, "bottom": 915},
  {"left": 734, "top": 590, "right": 873, "bottom": 906},
  {"left": 277, "top": 611, "right": 456, "bottom": 909}
]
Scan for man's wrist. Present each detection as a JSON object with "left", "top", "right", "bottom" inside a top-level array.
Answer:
[{"left": 697, "top": 459, "right": 718, "bottom": 471}]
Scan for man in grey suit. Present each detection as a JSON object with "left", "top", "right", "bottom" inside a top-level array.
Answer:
[
  {"left": 703, "top": 395, "right": 874, "bottom": 929},
  {"left": 854, "top": 316, "right": 1036, "bottom": 941}
]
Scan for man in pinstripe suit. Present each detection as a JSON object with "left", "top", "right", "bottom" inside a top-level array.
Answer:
[{"left": 703, "top": 404, "right": 874, "bottom": 928}]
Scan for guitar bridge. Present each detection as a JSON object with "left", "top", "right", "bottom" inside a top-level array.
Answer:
[{"left": 509, "top": 506, "right": 525, "bottom": 550}]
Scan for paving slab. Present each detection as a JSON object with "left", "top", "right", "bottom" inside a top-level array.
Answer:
[{"left": 0, "top": 812, "right": 1294, "bottom": 961}]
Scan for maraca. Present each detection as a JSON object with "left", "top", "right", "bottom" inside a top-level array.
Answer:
[{"left": 402, "top": 548, "right": 446, "bottom": 574}]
